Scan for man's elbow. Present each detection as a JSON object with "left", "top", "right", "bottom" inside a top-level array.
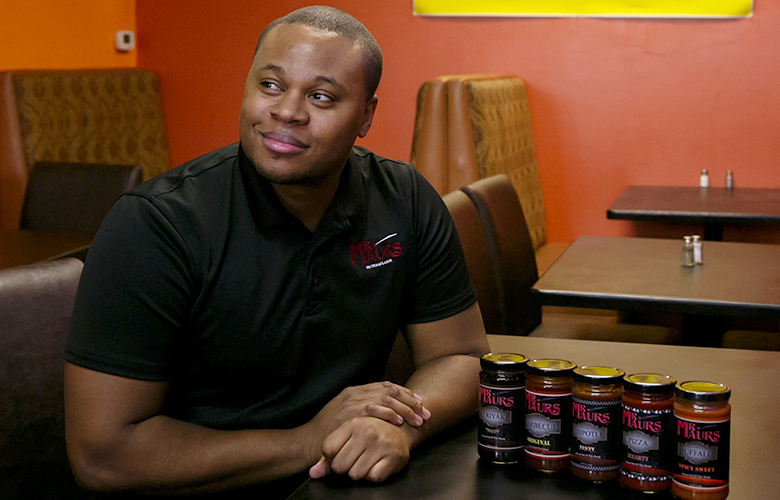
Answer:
[{"left": 67, "top": 438, "right": 136, "bottom": 492}]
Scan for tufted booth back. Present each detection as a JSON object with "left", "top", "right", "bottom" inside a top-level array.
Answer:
[
  {"left": 410, "top": 74, "right": 547, "bottom": 251},
  {"left": 0, "top": 69, "right": 169, "bottom": 229}
]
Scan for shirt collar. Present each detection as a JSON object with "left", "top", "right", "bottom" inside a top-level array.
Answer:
[{"left": 239, "top": 145, "right": 365, "bottom": 230}]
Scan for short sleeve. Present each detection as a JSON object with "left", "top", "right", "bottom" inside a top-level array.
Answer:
[
  {"left": 65, "top": 193, "right": 195, "bottom": 381},
  {"left": 404, "top": 172, "right": 477, "bottom": 324}
]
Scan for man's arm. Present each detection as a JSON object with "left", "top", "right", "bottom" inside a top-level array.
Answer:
[
  {"left": 310, "top": 301, "right": 489, "bottom": 481},
  {"left": 65, "top": 363, "right": 429, "bottom": 494}
]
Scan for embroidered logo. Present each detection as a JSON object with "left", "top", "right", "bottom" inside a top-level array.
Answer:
[{"left": 350, "top": 233, "right": 403, "bottom": 270}]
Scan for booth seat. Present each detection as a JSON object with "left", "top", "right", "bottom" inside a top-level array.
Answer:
[
  {"left": 409, "top": 74, "right": 567, "bottom": 275},
  {"left": 0, "top": 69, "right": 169, "bottom": 229}
]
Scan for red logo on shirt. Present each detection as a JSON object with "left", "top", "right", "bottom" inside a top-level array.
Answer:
[{"left": 350, "top": 236, "right": 403, "bottom": 267}]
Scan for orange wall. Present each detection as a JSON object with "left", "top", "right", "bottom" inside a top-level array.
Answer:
[
  {"left": 0, "top": 1, "right": 136, "bottom": 70},
  {"left": 137, "top": 1, "right": 780, "bottom": 243}
]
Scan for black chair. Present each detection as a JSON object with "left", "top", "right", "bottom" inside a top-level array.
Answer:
[
  {"left": 20, "top": 162, "right": 142, "bottom": 235},
  {"left": 462, "top": 175, "right": 678, "bottom": 343},
  {"left": 0, "top": 258, "right": 89, "bottom": 497}
]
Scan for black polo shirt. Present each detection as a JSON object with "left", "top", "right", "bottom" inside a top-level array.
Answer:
[{"left": 66, "top": 143, "right": 476, "bottom": 430}]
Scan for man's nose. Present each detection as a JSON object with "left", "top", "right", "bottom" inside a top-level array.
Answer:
[{"left": 270, "top": 91, "right": 309, "bottom": 124}]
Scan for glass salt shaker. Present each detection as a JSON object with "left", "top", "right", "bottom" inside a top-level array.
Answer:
[
  {"left": 699, "top": 169, "right": 710, "bottom": 188},
  {"left": 691, "top": 235, "right": 702, "bottom": 265}
]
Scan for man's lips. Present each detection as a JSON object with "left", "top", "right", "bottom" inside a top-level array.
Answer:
[{"left": 261, "top": 131, "right": 308, "bottom": 155}]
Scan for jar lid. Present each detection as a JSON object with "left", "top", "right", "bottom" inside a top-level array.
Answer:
[
  {"left": 573, "top": 366, "right": 624, "bottom": 384},
  {"left": 526, "top": 358, "right": 576, "bottom": 377},
  {"left": 675, "top": 381, "right": 731, "bottom": 402},
  {"left": 480, "top": 352, "right": 528, "bottom": 371},
  {"left": 623, "top": 373, "right": 676, "bottom": 393}
]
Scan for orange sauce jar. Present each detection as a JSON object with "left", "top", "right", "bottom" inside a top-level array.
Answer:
[
  {"left": 671, "top": 381, "right": 731, "bottom": 500},
  {"left": 478, "top": 353, "right": 528, "bottom": 464},
  {"left": 570, "top": 366, "right": 624, "bottom": 483},
  {"left": 620, "top": 373, "right": 676, "bottom": 493},
  {"left": 524, "top": 359, "right": 576, "bottom": 472}
]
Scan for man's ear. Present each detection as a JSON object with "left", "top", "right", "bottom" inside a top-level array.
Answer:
[{"left": 358, "top": 95, "right": 379, "bottom": 138}]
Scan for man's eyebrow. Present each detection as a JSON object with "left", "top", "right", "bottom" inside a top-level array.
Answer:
[
  {"left": 313, "top": 75, "right": 345, "bottom": 92},
  {"left": 259, "top": 64, "right": 345, "bottom": 92}
]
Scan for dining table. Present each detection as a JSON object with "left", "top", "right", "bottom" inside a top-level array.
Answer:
[
  {"left": 0, "top": 229, "right": 92, "bottom": 269},
  {"left": 287, "top": 334, "right": 779, "bottom": 499},
  {"left": 606, "top": 185, "right": 780, "bottom": 241},
  {"left": 531, "top": 235, "right": 780, "bottom": 346}
]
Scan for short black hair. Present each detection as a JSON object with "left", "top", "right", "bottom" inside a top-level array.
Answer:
[{"left": 254, "top": 6, "right": 382, "bottom": 100}]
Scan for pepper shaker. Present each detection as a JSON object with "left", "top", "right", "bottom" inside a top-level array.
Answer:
[
  {"left": 725, "top": 170, "right": 734, "bottom": 190},
  {"left": 681, "top": 236, "right": 695, "bottom": 267}
]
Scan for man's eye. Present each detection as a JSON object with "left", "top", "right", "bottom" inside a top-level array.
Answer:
[
  {"left": 310, "top": 92, "right": 334, "bottom": 103},
  {"left": 261, "top": 81, "right": 281, "bottom": 91}
]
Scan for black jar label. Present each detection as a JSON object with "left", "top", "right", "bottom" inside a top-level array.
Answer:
[
  {"left": 478, "top": 385, "right": 525, "bottom": 453},
  {"left": 572, "top": 397, "right": 622, "bottom": 462},
  {"left": 525, "top": 390, "right": 572, "bottom": 455},
  {"left": 621, "top": 405, "right": 673, "bottom": 478},
  {"left": 673, "top": 416, "right": 730, "bottom": 485}
]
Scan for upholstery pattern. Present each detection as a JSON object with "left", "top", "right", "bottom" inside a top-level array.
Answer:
[
  {"left": 465, "top": 78, "right": 546, "bottom": 251},
  {"left": 11, "top": 69, "right": 168, "bottom": 182}
]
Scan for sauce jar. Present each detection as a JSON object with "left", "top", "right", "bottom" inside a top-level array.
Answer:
[
  {"left": 570, "top": 366, "right": 624, "bottom": 483},
  {"left": 524, "top": 358, "right": 576, "bottom": 472},
  {"left": 671, "top": 381, "right": 731, "bottom": 500},
  {"left": 620, "top": 373, "right": 677, "bottom": 493},
  {"left": 478, "top": 352, "right": 528, "bottom": 464}
]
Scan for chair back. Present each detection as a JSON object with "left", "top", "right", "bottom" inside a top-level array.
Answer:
[
  {"left": 462, "top": 175, "right": 542, "bottom": 336},
  {"left": 0, "top": 69, "right": 168, "bottom": 229},
  {"left": 411, "top": 74, "right": 547, "bottom": 250},
  {"left": 20, "top": 161, "right": 142, "bottom": 234},
  {"left": 442, "top": 189, "right": 503, "bottom": 335},
  {"left": 0, "top": 258, "right": 83, "bottom": 469}
]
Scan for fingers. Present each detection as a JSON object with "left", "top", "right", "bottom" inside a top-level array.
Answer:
[
  {"left": 308, "top": 456, "right": 331, "bottom": 479},
  {"left": 315, "top": 418, "right": 410, "bottom": 483},
  {"left": 364, "top": 382, "right": 431, "bottom": 427}
]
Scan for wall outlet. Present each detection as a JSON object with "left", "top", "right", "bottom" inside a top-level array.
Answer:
[{"left": 115, "top": 30, "right": 136, "bottom": 51}]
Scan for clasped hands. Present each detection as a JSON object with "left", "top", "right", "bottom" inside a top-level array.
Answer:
[{"left": 306, "top": 381, "right": 431, "bottom": 482}]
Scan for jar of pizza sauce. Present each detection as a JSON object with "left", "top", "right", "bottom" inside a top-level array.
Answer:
[
  {"left": 524, "top": 358, "right": 576, "bottom": 472},
  {"left": 671, "top": 381, "right": 731, "bottom": 500},
  {"left": 620, "top": 373, "right": 677, "bottom": 493},
  {"left": 478, "top": 353, "right": 528, "bottom": 464},
  {"left": 570, "top": 366, "right": 624, "bottom": 483}
]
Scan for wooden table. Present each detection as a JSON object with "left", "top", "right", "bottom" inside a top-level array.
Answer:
[
  {"left": 531, "top": 236, "right": 780, "bottom": 345},
  {"left": 607, "top": 185, "right": 780, "bottom": 240},
  {"left": 288, "top": 335, "right": 780, "bottom": 499},
  {"left": 0, "top": 230, "right": 92, "bottom": 269}
]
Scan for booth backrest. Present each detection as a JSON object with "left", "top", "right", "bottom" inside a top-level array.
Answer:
[
  {"left": 0, "top": 69, "right": 169, "bottom": 229},
  {"left": 410, "top": 74, "right": 547, "bottom": 251}
]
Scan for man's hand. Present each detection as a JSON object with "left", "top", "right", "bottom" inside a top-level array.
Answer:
[
  {"left": 311, "top": 381, "right": 430, "bottom": 431},
  {"left": 309, "top": 417, "right": 412, "bottom": 482}
]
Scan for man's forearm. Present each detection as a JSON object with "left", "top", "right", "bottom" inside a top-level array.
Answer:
[
  {"left": 401, "top": 353, "right": 482, "bottom": 449},
  {"left": 70, "top": 414, "right": 318, "bottom": 495}
]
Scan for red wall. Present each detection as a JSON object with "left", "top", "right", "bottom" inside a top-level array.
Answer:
[
  {"left": 0, "top": 1, "right": 136, "bottom": 70},
  {"left": 137, "top": 1, "right": 780, "bottom": 243}
]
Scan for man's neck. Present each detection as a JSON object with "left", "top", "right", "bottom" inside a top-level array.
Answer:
[{"left": 271, "top": 174, "right": 341, "bottom": 233}]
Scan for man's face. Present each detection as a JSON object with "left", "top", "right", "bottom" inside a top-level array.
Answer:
[{"left": 239, "top": 23, "right": 377, "bottom": 186}]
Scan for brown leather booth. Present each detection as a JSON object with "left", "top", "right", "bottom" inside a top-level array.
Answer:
[
  {"left": 0, "top": 69, "right": 169, "bottom": 230},
  {"left": 410, "top": 74, "right": 567, "bottom": 274}
]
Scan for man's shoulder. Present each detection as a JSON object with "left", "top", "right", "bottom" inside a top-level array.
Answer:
[
  {"left": 351, "top": 145, "right": 413, "bottom": 173},
  {"left": 130, "top": 143, "right": 240, "bottom": 200}
]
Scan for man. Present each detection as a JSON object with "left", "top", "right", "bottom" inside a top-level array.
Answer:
[{"left": 64, "top": 6, "right": 488, "bottom": 497}]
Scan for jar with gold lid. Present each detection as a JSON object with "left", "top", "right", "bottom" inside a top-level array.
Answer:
[
  {"left": 524, "top": 358, "right": 576, "bottom": 472},
  {"left": 620, "top": 373, "right": 677, "bottom": 493},
  {"left": 478, "top": 352, "right": 528, "bottom": 464},
  {"left": 671, "top": 381, "right": 731, "bottom": 500},
  {"left": 570, "top": 366, "right": 624, "bottom": 483}
]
